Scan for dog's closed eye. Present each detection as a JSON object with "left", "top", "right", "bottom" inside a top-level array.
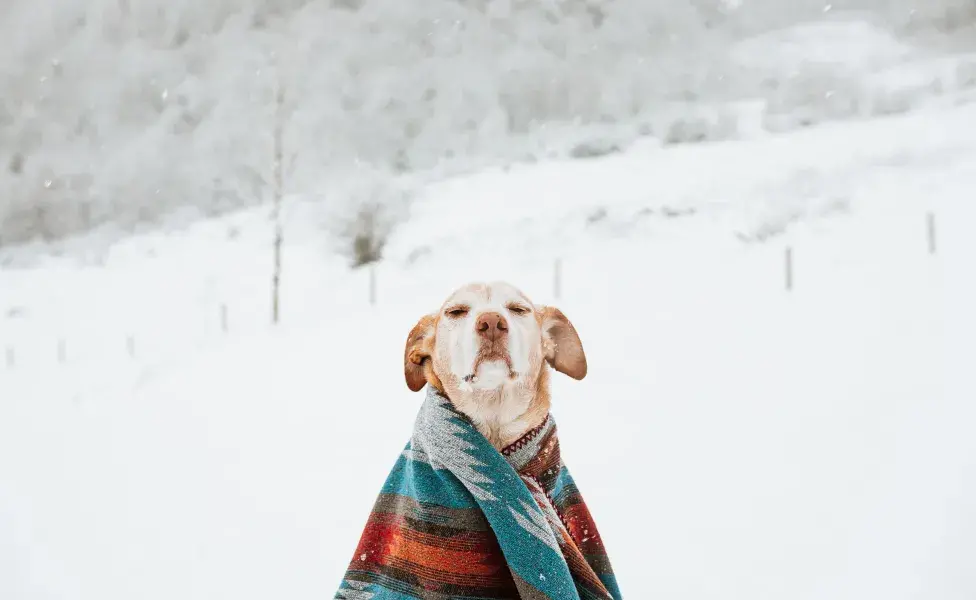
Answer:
[
  {"left": 507, "top": 303, "right": 530, "bottom": 316},
  {"left": 445, "top": 305, "right": 470, "bottom": 318}
]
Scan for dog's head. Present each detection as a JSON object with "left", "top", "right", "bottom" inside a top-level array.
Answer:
[{"left": 403, "top": 281, "right": 586, "bottom": 402}]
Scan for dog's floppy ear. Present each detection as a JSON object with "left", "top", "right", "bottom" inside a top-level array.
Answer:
[
  {"left": 404, "top": 314, "right": 436, "bottom": 392},
  {"left": 539, "top": 306, "right": 587, "bottom": 380}
]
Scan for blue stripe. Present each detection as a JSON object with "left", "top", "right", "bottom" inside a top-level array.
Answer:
[
  {"left": 380, "top": 450, "right": 477, "bottom": 509},
  {"left": 600, "top": 573, "right": 623, "bottom": 600},
  {"left": 337, "top": 574, "right": 426, "bottom": 600}
]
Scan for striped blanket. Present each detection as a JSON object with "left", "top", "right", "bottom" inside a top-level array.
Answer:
[{"left": 335, "top": 386, "right": 622, "bottom": 600}]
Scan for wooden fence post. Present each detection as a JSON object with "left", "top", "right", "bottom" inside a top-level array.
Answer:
[
  {"left": 785, "top": 247, "right": 793, "bottom": 292},
  {"left": 369, "top": 264, "right": 377, "bottom": 306}
]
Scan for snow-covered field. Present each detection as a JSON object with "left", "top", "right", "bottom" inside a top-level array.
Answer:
[{"left": 2, "top": 99, "right": 976, "bottom": 599}]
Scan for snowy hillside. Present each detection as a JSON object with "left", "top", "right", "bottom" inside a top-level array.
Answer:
[
  {"left": 3, "top": 1, "right": 976, "bottom": 244},
  {"left": 2, "top": 98, "right": 975, "bottom": 599}
]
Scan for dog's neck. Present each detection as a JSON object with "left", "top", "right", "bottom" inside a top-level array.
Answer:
[{"left": 442, "top": 368, "right": 552, "bottom": 450}]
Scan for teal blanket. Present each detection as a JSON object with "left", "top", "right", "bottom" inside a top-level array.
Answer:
[{"left": 335, "top": 387, "right": 622, "bottom": 599}]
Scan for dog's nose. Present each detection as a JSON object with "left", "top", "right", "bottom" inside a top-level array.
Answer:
[{"left": 476, "top": 312, "right": 508, "bottom": 341}]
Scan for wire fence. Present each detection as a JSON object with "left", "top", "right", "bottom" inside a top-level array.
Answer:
[{"left": 0, "top": 211, "right": 944, "bottom": 375}]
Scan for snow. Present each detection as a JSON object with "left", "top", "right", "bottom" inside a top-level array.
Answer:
[
  {"left": 2, "top": 101, "right": 976, "bottom": 598},
  {"left": 4, "top": 3, "right": 976, "bottom": 244}
]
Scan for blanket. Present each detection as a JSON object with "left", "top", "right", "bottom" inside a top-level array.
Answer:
[{"left": 335, "top": 386, "right": 622, "bottom": 600}]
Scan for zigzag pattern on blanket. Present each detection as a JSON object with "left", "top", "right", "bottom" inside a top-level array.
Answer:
[{"left": 335, "top": 387, "right": 622, "bottom": 600}]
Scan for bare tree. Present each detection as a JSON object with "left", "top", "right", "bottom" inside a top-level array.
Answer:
[{"left": 271, "top": 67, "right": 285, "bottom": 325}]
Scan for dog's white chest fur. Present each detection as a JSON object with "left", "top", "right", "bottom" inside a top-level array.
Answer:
[{"left": 454, "top": 373, "right": 534, "bottom": 445}]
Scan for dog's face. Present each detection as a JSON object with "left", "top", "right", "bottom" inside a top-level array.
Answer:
[
  {"left": 404, "top": 281, "right": 586, "bottom": 404},
  {"left": 433, "top": 281, "right": 544, "bottom": 391}
]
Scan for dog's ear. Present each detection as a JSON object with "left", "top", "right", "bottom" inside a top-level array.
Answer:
[
  {"left": 539, "top": 306, "right": 587, "bottom": 380},
  {"left": 404, "top": 314, "right": 436, "bottom": 392}
]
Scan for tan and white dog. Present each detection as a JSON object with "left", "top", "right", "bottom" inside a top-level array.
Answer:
[{"left": 403, "top": 281, "right": 586, "bottom": 449}]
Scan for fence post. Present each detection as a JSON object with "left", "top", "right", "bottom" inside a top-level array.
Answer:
[
  {"left": 4, "top": 346, "right": 13, "bottom": 368},
  {"left": 369, "top": 264, "right": 377, "bottom": 306},
  {"left": 57, "top": 339, "right": 67, "bottom": 364},
  {"left": 785, "top": 247, "right": 793, "bottom": 292},
  {"left": 554, "top": 258, "right": 562, "bottom": 300},
  {"left": 220, "top": 303, "right": 229, "bottom": 333},
  {"left": 127, "top": 335, "right": 135, "bottom": 359},
  {"left": 927, "top": 212, "right": 937, "bottom": 255}
]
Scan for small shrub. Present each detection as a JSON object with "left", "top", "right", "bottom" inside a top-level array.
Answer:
[
  {"left": 346, "top": 202, "right": 388, "bottom": 268},
  {"left": 322, "top": 165, "right": 412, "bottom": 268}
]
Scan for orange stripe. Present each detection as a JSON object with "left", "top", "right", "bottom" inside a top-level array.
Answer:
[{"left": 388, "top": 535, "right": 501, "bottom": 576}]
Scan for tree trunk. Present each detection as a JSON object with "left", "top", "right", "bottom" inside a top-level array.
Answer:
[{"left": 271, "top": 73, "right": 285, "bottom": 325}]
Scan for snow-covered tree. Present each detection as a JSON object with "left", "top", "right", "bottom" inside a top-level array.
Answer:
[{"left": 1, "top": 0, "right": 972, "bottom": 245}]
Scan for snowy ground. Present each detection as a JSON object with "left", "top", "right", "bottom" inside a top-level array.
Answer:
[{"left": 2, "top": 101, "right": 975, "bottom": 599}]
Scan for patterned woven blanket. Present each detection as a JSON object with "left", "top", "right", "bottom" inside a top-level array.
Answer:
[{"left": 335, "top": 386, "right": 622, "bottom": 600}]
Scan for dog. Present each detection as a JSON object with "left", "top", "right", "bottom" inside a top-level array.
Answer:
[
  {"left": 334, "top": 281, "right": 621, "bottom": 600},
  {"left": 403, "top": 280, "right": 587, "bottom": 448}
]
